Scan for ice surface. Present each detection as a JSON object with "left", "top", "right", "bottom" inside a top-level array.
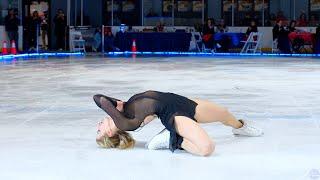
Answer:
[{"left": 0, "top": 56, "right": 320, "bottom": 180}]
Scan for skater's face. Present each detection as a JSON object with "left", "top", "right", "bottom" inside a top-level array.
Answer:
[{"left": 96, "top": 117, "right": 118, "bottom": 140}]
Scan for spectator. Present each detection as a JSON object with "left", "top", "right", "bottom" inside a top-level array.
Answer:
[
  {"left": 246, "top": 20, "right": 258, "bottom": 36},
  {"left": 154, "top": 22, "right": 165, "bottom": 32},
  {"left": 28, "top": 11, "right": 41, "bottom": 51},
  {"left": 4, "top": 9, "right": 20, "bottom": 50},
  {"left": 288, "top": 20, "right": 297, "bottom": 32},
  {"left": 297, "top": 12, "right": 308, "bottom": 27},
  {"left": 92, "top": 27, "right": 102, "bottom": 52},
  {"left": 217, "top": 19, "right": 228, "bottom": 33},
  {"left": 272, "top": 19, "right": 291, "bottom": 53},
  {"left": 202, "top": 18, "right": 216, "bottom": 49},
  {"left": 104, "top": 31, "right": 118, "bottom": 52},
  {"left": 216, "top": 19, "right": 230, "bottom": 52},
  {"left": 54, "top": 9, "right": 67, "bottom": 50},
  {"left": 41, "top": 11, "right": 49, "bottom": 50}
]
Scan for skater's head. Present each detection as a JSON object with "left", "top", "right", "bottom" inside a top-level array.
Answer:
[{"left": 96, "top": 117, "right": 135, "bottom": 149}]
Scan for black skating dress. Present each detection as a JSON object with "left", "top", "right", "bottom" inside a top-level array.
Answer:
[{"left": 93, "top": 90, "right": 198, "bottom": 152}]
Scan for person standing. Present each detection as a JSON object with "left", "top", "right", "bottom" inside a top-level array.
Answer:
[
  {"left": 41, "top": 11, "right": 49, "bottom": 50},
  {"left": 4, "top": 9, "right": 20, "bottom": 50},
  {"left": 246, "top": 20, "right": 258, "bottom": 36},
  {"left": 272, "top": 20, "right": 291, "bottom": 53},
  {"left": 202, "top": 18, "right": 216, "bottom": 49},
  {"left": 54, "top": 9, "right": 67, "bottom": 51},
  {"left": 28, "top": 11, "right": 41, "bottom": 51}
]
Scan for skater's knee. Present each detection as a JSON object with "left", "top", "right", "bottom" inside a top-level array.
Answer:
[{"left": 198, "top": 140, "right": 215, "bottom": 156}]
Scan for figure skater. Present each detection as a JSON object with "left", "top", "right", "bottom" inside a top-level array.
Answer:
[{"left": 94, "top": 90, "right": 263, "bottom": 156}]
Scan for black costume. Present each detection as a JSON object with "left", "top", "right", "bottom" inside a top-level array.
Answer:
[
  {"left": 93, "top": 90, "right": 198, "bottom": 152},
  {"left": 54, "top": 14, "right": 67, "bottom": 50},
  {"left": 4, "top": 14, "right": 20, "bottom": 45},
  {"left": 273, "top": 24, "right": 291, "bottom": 53}
]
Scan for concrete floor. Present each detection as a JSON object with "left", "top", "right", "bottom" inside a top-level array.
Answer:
[{"left": 0, "top": 56, "right": 320, "bottom": 180}]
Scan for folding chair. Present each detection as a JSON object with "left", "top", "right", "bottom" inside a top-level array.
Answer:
[
  {"left": 272, "top": 39, "right": 279, "bottom": 53},
  {"left": 191, "top": 32, "right": 215, "bottom": 53},
  {"left": 241, "top": 32, "right": 263, "bottom": 54},
  {"left": 70, "top": 31, "right": 86, "bottom": 53}
]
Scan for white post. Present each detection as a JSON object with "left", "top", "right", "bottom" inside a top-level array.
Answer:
[
  {"left": 232, "top": 0, "right": 234, "bottom": 26},
  {"left": 293, "top": 0, "right": 296, "bottom": 20},
  {"left": 74, "top": 0, "right": 77, "bottom": 26},
  {"left": 36, "top": 24, "right": 39, "bottom": 53},
  {"left": 102, "top": 25, "right": 105, "bottom": 53},
  {"left": 172, "top": 0, "right": 174, "bottom": 26},
  {"left": 262, "top": 0, "right": 265, "bottom": 26},
  {"left": 81, "top": 0, "right": 83, "bottom": 26},
  {"left": 202, "top": 0, "right": 205, "bottom": 25},
  {"left": 111, "top": 0, "right": 114, "bottom": 26},
  {"left": 67, "top": 0, "right": 71, "bottom": 26},
  {"left": 141, "top": 0, "right": 144, "bottom": 26}
]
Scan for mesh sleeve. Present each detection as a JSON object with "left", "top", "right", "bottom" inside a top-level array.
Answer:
[{"left": 94, "top": 95, "right": 143, "bottom": 131}]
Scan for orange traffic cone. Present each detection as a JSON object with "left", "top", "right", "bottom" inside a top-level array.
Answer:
[
  {"left": 2, "top": 41, "right": 9, "bottom": 55},
  {"left": 131, "top": 39, "right": 137, "bottom": 52},
  {"left": 11, "top": 40, "right": 17, "bottom": 55}
]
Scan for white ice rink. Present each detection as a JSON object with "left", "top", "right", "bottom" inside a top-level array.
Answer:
[{"left": 0, "top": 56, "right": 320, "bottom": 180}]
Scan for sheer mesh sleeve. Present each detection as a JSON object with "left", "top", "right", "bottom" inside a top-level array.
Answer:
[
  {"left": 93, "top": 95, "right": 142, "bottom": 131},
  {"left": 93, "top": 93, "right": 159, "bottom": 131},
  {"left": 93, "top": 94, "right": 120, "bottom": 107}
]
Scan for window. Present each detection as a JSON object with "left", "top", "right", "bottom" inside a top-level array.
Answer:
[
  {"left": 143, "top": 0, "right": 173, "bottom": 26},
  {"left": 222, "top": 0, "right": 234, "bottom": 26},
  {"left": 174, "top": 0, "right": 205, "bottom": 26},
  {"left": 103, "top": 0, "right": 140, "bottom": 26}
]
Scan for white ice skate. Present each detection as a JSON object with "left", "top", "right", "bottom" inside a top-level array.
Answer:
[
  {"left": 232, "top": 120, "right": 264, "bottom": 137},
  {"left": 146, "top": 128, "right": 170, "bottom": 150}
]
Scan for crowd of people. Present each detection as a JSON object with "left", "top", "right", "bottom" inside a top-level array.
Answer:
[
  {"left": 201, "top": 18, "right": 258, "bottom": 52},
  {"left": 2, "top": 8, "right": 320, "bottom": 54},
  {"left": 201, "top": 15, "right": 319, "bottom": 54},
  {"left": 3, "top": 9, "right": 67, "bottom": 52}
]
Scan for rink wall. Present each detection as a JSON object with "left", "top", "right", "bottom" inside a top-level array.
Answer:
[{"left": 1, "top": 26, "right": 317, "bottom": 51}]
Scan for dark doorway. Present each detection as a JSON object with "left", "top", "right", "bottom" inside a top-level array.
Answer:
[{"left": 22, "top": 0, "right": 51, "bottom": 51}]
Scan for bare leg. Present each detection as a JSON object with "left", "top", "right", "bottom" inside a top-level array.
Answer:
[
  {"left": 180, "top": 138, "right": 205, "bottom": 156},
  {"left": 174, "top": 116, "right": 215, "bottom": 156},
  {"left": 192, "top": 99, "right": 243, "bottom": 129}
]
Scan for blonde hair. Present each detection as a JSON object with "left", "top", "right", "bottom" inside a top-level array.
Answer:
[{"left": 96, "top": 131, "right": 135, "bottom": 149}]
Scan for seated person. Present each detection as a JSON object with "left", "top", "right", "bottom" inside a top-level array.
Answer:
[
  {"left": 154, "top": 22, "right": 165, "bottom": 32},
  {"left": 202, "top": 18, "right": 216, "bottom": 49},
  {"left": 297, "top": 12, "right": 308, "bottom": 27},
  {"left": 216, "top": 19, "right": 229, "bottom": 33},
  {"left": 104, "top": 31, "right": 119, "bottom": 52},
  {"left": 92, "top": 27, "right": 102, "bottom": 52},
  {"left": 272, "top": 19, "right": 291, "bottom": 53},
  {"left": 288, "top": 20, "right": 297, "bottom": 32},
  {"left": 216, "top": 19, "right": 230, "bottom": 52},
  {"left": 246, "top": 20, "right": 258, "bottom": 36}
]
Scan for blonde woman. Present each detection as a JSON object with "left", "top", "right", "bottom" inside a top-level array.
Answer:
[{"left": 94, "top": 90, "right": 263, "bottom": 156}]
